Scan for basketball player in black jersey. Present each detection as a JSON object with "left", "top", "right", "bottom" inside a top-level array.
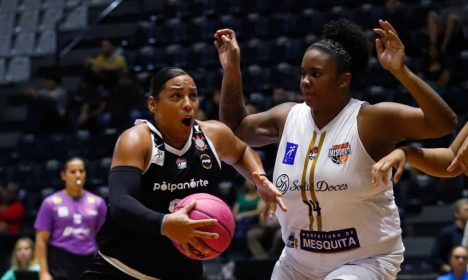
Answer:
[{"left": 80, "top": 67, "right": 286, "bottom": 280}]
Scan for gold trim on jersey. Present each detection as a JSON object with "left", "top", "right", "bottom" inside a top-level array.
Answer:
[{"left": 300, "top": 131, "right": 326, "bottom": 231}]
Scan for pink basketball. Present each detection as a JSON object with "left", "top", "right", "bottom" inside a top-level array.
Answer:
[{"left": 172, "top": 193, "right": 235, "bottom": 260}]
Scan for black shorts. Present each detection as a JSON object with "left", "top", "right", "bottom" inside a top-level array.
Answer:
[
  {"left": 47, "top": 245, "right": 95, "bottom": 280},
  {"left": 81, "top": 253, "right": 137, "bottom": 280}
]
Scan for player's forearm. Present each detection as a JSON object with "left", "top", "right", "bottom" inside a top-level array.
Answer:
[
  {"left": 232, "top": 145, "right": 265, "bottom": 184},
  {"left": 393, "top": 66, "right": 457, "bottom": 136},
  {"left": 403, "top": 146, "right": 459, "bottom": 177},
  {"left": 36, "top": 239, "right": 49, "bottom": 274},
  {"left": 219, "top": 69, "right": 248, "bottom": 131}
]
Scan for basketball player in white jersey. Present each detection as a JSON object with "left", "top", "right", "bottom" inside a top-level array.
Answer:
[{"left": 214, "top": 19, "right": 457, "bottom": 279}]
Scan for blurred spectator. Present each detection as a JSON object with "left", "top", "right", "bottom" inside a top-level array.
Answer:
[
  {"left": 430, "top": 198, "right": 468, "bottom": 274},
  {"left": 427, "top": 0, "right": 468, "bottom": 55},
  {"left": 246, "top": 200, "right": 282, "bottom": 260},
  {"left": 232, "top": 180, "right": 262, "bottom": 242},
  {"left": 0, "top": 183, "right": 25, "bottom": 235},
  {"left": 417, "top": 45, "right": 451, "bottom": 95},
  {"left": 99, "top": 73, "right": 146, "bottom": 131},
  {"left": 20, "top": 74, "right": 68, "bottom": 133},
  {"left": 435, "top": 246, "right": 468, "bottom": 280},
  {"left": 85, "top": 39, "right": 128, "bottom": 90},
  {"left": 34, "top": 157, "right": 107, "bottom": 280},
  {"left": 77, "top": 73, "right": 107, "bottom": 132},
  {"left": 0, "top": 237, "right": 40, "bottom": 280}
]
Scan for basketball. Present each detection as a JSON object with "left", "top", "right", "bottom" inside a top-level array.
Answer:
[{"left": 172, "top": 193, "right": 235, "bottom": 260}]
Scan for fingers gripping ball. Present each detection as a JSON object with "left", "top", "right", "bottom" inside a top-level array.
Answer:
[{"left": 173, "top": 193, "right": 235, "bottom": 260}]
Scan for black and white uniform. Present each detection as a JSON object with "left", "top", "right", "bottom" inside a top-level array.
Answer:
[{"left": 96, "top": 120, "right": 222, "bottom": 280}]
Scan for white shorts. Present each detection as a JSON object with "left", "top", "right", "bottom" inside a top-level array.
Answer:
[{"left": 271, "top": 248, "right": 403, "bottom": 280}]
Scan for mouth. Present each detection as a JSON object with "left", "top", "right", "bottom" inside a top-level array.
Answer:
[{"left": 181, "top": 116, "right": 193, "bottom": 127}]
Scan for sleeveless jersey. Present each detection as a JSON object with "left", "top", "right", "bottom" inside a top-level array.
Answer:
[
  {"left": 97, "top": 120, "right": 222, "bottom": 279},
  {"left": 273, "top": 99, "right": 404, "bottom": 278}
]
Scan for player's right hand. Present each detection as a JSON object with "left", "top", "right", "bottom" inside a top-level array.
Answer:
[{"left": 162, "top": 200, "right": 219, "bottom": 257}]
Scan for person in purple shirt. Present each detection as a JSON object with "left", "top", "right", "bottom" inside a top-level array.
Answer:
[{"left": 34, "top": 157, "right": 107, "bottom": 280}]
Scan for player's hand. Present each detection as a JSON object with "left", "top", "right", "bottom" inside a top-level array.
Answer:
[
  {"left": 252, "top": 172, "right": 287, "bottom": 216},
  {"left": 371, "top": 148, "right": 406, "bottom": 186},
  {"left": 447, "top": 136, "right": 468, "bottom": 176},
  {"left": 162, "top": 200, "right": 219, "bottom": 258},
  {"left": 214, "top": 28, "right": 240, "bottom": 72},
  {"left": 373, "top": 19, "right": 405, "bottom": 74}
]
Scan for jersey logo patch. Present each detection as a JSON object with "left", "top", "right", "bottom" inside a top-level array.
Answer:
[
  {"left": 176, "top": 158, "right": 187, "bottom": 169},
  {"left": 200, "top": 154, "right": 212, "bottom": 169},
  {"left": 328, "top": 142, "right": 351, "bottom": 165},
  {"left": 151, "top": 144, "right": 165, "bottom": 166},
  {"left": 283, "top": 142, "right": 298, "bottom": 165},
  {"left": 309, "top": 146, "right": 319, "bottom": 160},
  {"left": 193, "top": 135, "right": 208, "bottom": 151}
]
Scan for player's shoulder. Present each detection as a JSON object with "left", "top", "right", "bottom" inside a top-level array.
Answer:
[
  {"left": 116, "top": 122, "right": 152, "bottom": 146},
  {"left": 43, "top": 190, "right": 65, "bottom": 205}
]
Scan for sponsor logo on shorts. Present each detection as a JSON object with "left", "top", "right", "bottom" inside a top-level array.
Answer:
[
  {"left": 299, "top": 228, "right": 360, "bottom": 253},
  {"left": 153, "top": 179, "right": 209, "bottom": 192},
  {"left": 328, "top": 142, "right": 351, "bottom": 165},
  {"left": 282, "top": 142, "right": 298, "bottom": 165}
]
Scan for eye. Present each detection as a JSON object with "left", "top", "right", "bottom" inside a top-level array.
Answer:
[{"left": 311, "top": 72, "right": 321, "bottom": 78}]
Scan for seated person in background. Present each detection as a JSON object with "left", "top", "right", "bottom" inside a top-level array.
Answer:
[
  {"left": 85, "top": 39, "right": 127, "bottom": 90},
  {"left": 431, "top": 199, "right": 468, "bottom": 274},
  {"left": 0, "top": 237, "right": 40, "bottom": 280},
  {"left": 232, "top": 180, "right": 262, "bottom": 241},
  {"left": 246, "top": 200, "right": 283, "bottom": 260},
  {"left": 0, "top": 183, "right": 25, "bottom": 235},
  {"left": 436, "top": 245, "right": 468, "bottom": 280}
]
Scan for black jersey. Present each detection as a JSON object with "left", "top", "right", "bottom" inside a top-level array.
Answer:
[{"left": 97, "top": 120, "right": 222, "bottom": 280}]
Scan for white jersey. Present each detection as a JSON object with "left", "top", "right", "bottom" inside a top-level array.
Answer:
[{"left": 273, "top": 99, "right": 404, "bottom": 278}]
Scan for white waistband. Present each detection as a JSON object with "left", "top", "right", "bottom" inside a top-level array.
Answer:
[{"left": 98, "top": 251, "right": 160, "bottom": 280}]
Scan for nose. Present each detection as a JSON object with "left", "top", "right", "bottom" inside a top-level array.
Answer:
[
  {"left": 301, "top": 74, "right": 311, "bottom": 87},
  {"left": 182, "top": 96, "right": 193, "bottom": 111}
]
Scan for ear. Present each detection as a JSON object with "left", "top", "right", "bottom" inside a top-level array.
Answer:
[
  {"left": 148, "top": 96, "right": 157, "bottom": 114},
  {"left": 340, "top": 72, "right": 352, "bottom": 88},
  {"left": 60, "top": 171, "right": 66, "bottom": 181}
]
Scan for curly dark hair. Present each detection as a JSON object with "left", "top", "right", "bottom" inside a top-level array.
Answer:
[{"left": 309, "top": 19, "right": 370, "bottom": 82}]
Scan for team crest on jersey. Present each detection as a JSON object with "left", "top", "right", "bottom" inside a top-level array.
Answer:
[
  {"left": 328, "top": 142, "right": 351, "bottom": 165},
  {"left": 193, "top": 135, "right": 208, "bottom": 151},
  {"left": 309, "top": 146, "right": 319, "bottom": 160},
  {"left": 176, "top": 158, "right": 187, "bottom": 169},
  {"left": 283, "top": 142, "right": 298, "bottom": 165},
  {"left": 200, "top": 154, "right": 212, "bottom": 169}
]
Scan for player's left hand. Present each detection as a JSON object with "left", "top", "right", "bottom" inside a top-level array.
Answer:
[
  {"left": 373, "top": 19, "right": 405, "bottom": 74},
  {"left": 252, "top": 172, "right": 287, "bottom": 217}
]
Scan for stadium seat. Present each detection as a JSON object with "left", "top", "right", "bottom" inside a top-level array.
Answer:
[{"left": 5, "top": 56, "right": 30, "bottom": 82}]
